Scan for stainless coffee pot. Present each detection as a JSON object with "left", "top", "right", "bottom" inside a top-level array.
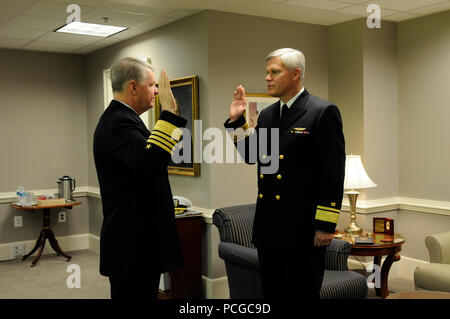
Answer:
[{"left": 57, "top": 176, "right": 76, "bottom": 200}]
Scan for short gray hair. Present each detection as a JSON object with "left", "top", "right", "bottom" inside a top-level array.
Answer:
[
  {"left": 266, "top": 48, "right": 305, "bottom": 82},
  {"left": 110, "top": 57, "right": 154, "bottom": 93}
]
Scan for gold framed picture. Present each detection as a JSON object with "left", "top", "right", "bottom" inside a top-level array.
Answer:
[
  {"left": 155, "top": 75, "right": 200, "bottom": 177},
  {"left": 246, "top": 93, "right": 279, "bottom": 128}
]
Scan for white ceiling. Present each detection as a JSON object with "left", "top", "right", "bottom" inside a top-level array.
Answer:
[{"left": 0, "top": 0, "right": 449, "bottom": 55}]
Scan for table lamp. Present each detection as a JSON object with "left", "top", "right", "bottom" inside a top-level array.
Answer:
[{"left": 344, "top": 155, "right": 377, "bottom": 234}]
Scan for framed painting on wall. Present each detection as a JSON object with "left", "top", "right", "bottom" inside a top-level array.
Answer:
[
  {"left": 245, "top": 93, "right": 279, "bottom": 128},
  {"left": 155, "top": 75, "right": 200, "bottom": 177}
]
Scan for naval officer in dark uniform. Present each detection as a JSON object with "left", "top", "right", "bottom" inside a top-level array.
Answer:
[
  {"left": 224, "top": 48, "right": 345, "bottom": 299},
  {"left": 94, "top": 57, "right": 186, "bottom": 299}
]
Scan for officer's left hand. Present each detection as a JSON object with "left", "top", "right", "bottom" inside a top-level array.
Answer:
[{"left": 314, "top": 230, "right": 334, "bottom": 247}]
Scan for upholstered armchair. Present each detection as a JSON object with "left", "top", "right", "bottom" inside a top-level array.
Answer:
[
  {"left": 414, "top": 231, "right": 450, "bottom": 292},
  {"left": 213, "top": 204, "right": 368, "bottom": 299}
]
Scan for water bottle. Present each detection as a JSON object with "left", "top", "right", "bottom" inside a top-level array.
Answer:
[{"left": 16, "top": 186, "right": 26, "bottom": 206}]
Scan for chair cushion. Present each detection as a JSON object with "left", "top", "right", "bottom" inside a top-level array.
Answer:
[
  {"left": 320, "top": 270, "right": 368, "bottom": 299},
  {"left": 414, "top": 263, "right": 450, "bottom": 292}
]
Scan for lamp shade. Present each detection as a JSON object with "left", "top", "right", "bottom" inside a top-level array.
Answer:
[{"left": 344, "top": 155, "right": 377, "bottom": 190}]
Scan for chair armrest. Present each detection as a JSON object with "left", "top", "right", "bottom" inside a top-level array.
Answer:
[
  {"left": 218, "top": 242, "right": 260, "bottom": 271},
  {"left": 325, "top": 239, "right": 351, "bottom": 271},
  {"left": 212, "top": 204, "right": 256, "bottom": 248},
  {"left": 425, "top": 231, "right": 450, "bottom": 264}
]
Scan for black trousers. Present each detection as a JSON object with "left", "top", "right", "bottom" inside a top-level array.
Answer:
[
  {"left": 109, "top": 272, "right": 161, "bottom": 299},
  {"left": 256, "top": 245, "right": 326, "bottom": 299}
]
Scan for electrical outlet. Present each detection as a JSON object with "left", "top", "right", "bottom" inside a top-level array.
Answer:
[
  {"left": 58, "top": 211, "right": 66, "bottom": 223},
  {"left": 11, "top": 244, "right": 25, "bottom": 260},
  {"left": 14, "top": 216, "right": 23, "bottom": 228}
]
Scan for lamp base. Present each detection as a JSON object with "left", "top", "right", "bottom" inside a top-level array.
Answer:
[
  {"left": 345, "top": 222, "right": 362, "bottom": 234},
  {"left": 345, "top": 191, "right": 362, "bottom": 234}
]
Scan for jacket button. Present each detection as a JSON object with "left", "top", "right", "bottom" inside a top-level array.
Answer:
[
  {"left": 277, "top": 174, "right": 282, "bottom": 180},
  {"left": 275, "top": 195, "right": 280, "bottom": 200},
  {"left": 259, "top": 194, "right": 263, "bottom": 199},
  {"left": 260, "top": 174, "right": 264, "bottom": 179},
  {"left": 262, "top": 154, "right": 267, "bottom": 160},
  {"left": 279, "top": 155, "right": 284, "bottom": 160}
]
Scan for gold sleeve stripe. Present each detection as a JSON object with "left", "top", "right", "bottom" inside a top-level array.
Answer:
[
  {"left": 152, "top": 129, "right": 176, "bottom": 142},
  {"left": 148, "top": 138, "right": 173, "bottom": 154},
  {"left": 315, "top": 209, "right": 339, "bottom": 224},
  {"left": 154, "top": 120, "right": 183, "bottom": 142},
  {"left": 151, "top": 131, "right": 177, "bottom": 147},
  {"left": 317, "top": 205, "right": 341, "bottom": 213},
  {"left": 149, "top": 135, "right": 176, "bottom": 151}
]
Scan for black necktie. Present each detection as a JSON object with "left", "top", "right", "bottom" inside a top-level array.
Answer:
[{"left": 280, "top": 104, "right": 289, "bottom": 123}]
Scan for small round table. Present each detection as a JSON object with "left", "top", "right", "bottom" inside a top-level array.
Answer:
[
  {"left": 10, "top": 201, "right": 81, "bottom": 267},
  {"left": 338, "top": 231, "right": 406, "bottom": 299}
]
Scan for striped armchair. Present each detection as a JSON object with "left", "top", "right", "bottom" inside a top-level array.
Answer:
[{"left": 213, "top": 204, "right": 368, "bottom": 299}]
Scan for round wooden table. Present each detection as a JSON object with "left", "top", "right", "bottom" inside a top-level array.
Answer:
[
  {"left": 10, "top": 201, "right": 81, "bottom": 267},
  {"left": 338, "top": 231, "right": 406, "bottom": 299}
]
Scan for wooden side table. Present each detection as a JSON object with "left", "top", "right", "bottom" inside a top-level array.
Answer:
[
  {"left": 170, "top": 213, "right": 203, "bottom": 299},
  {"left": 158, "top": 211, "right": 203, "bottom": 299},
  {"left": 338, "top": 231, "right": 406, "bottom": 299},
  {"left": 10, "top": 201, "right": 81, "bottom": 267}
]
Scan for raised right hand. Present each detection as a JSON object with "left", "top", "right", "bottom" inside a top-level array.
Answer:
[
  {"left": 158, "top": 69, "right": 177, "bottom": 114},
  {"left": 230, "top": 85, "right": 247, "bottom": 122}
]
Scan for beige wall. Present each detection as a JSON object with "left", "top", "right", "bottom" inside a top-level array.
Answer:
[
  {"left": 329, "top": 19, "right": 399, "bottom": 201},
  {"left": 395, "top": 11, "right": 450, "bottom": 260},
  {"left": 0, "top": 49, "right": 87, "bottom": 191},
  {"left": 328, "top": 14, "right": 450, "bottom": 263},
  {"left": 0, "top": 49, "right": 88, "bottom": 244},
  {"left": 362, "top": 21, "right": 398, "bottom": 200},
  {"left": 0, "top": 199, "right": 89, "bottom": 244},
  {"left": 328, "top": 19, "right": 364, "bottom": 158},
  {"left": 399, "top": 209, "right": 450, "bottom": 260},
  {"left": 398, "top": 10, "right": 450, "bottom": 202}
]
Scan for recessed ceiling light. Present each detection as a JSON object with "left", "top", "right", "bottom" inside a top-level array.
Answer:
[{"left": 55, "top": 21, "right": 127, "bottom": 37}]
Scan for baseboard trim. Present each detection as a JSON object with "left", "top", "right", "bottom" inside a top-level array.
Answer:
[
  {"left": 88, "top": 234, "right": 100, "bottom": 255},
  {"left": 202, "top": 275, "right": 229, "bottom": 299},
  {"left": 0, "top": 233, "right": 91, "bottom": 261},
  {"left": 348, "top": 255, "right": 429, "bottom": 283}
]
